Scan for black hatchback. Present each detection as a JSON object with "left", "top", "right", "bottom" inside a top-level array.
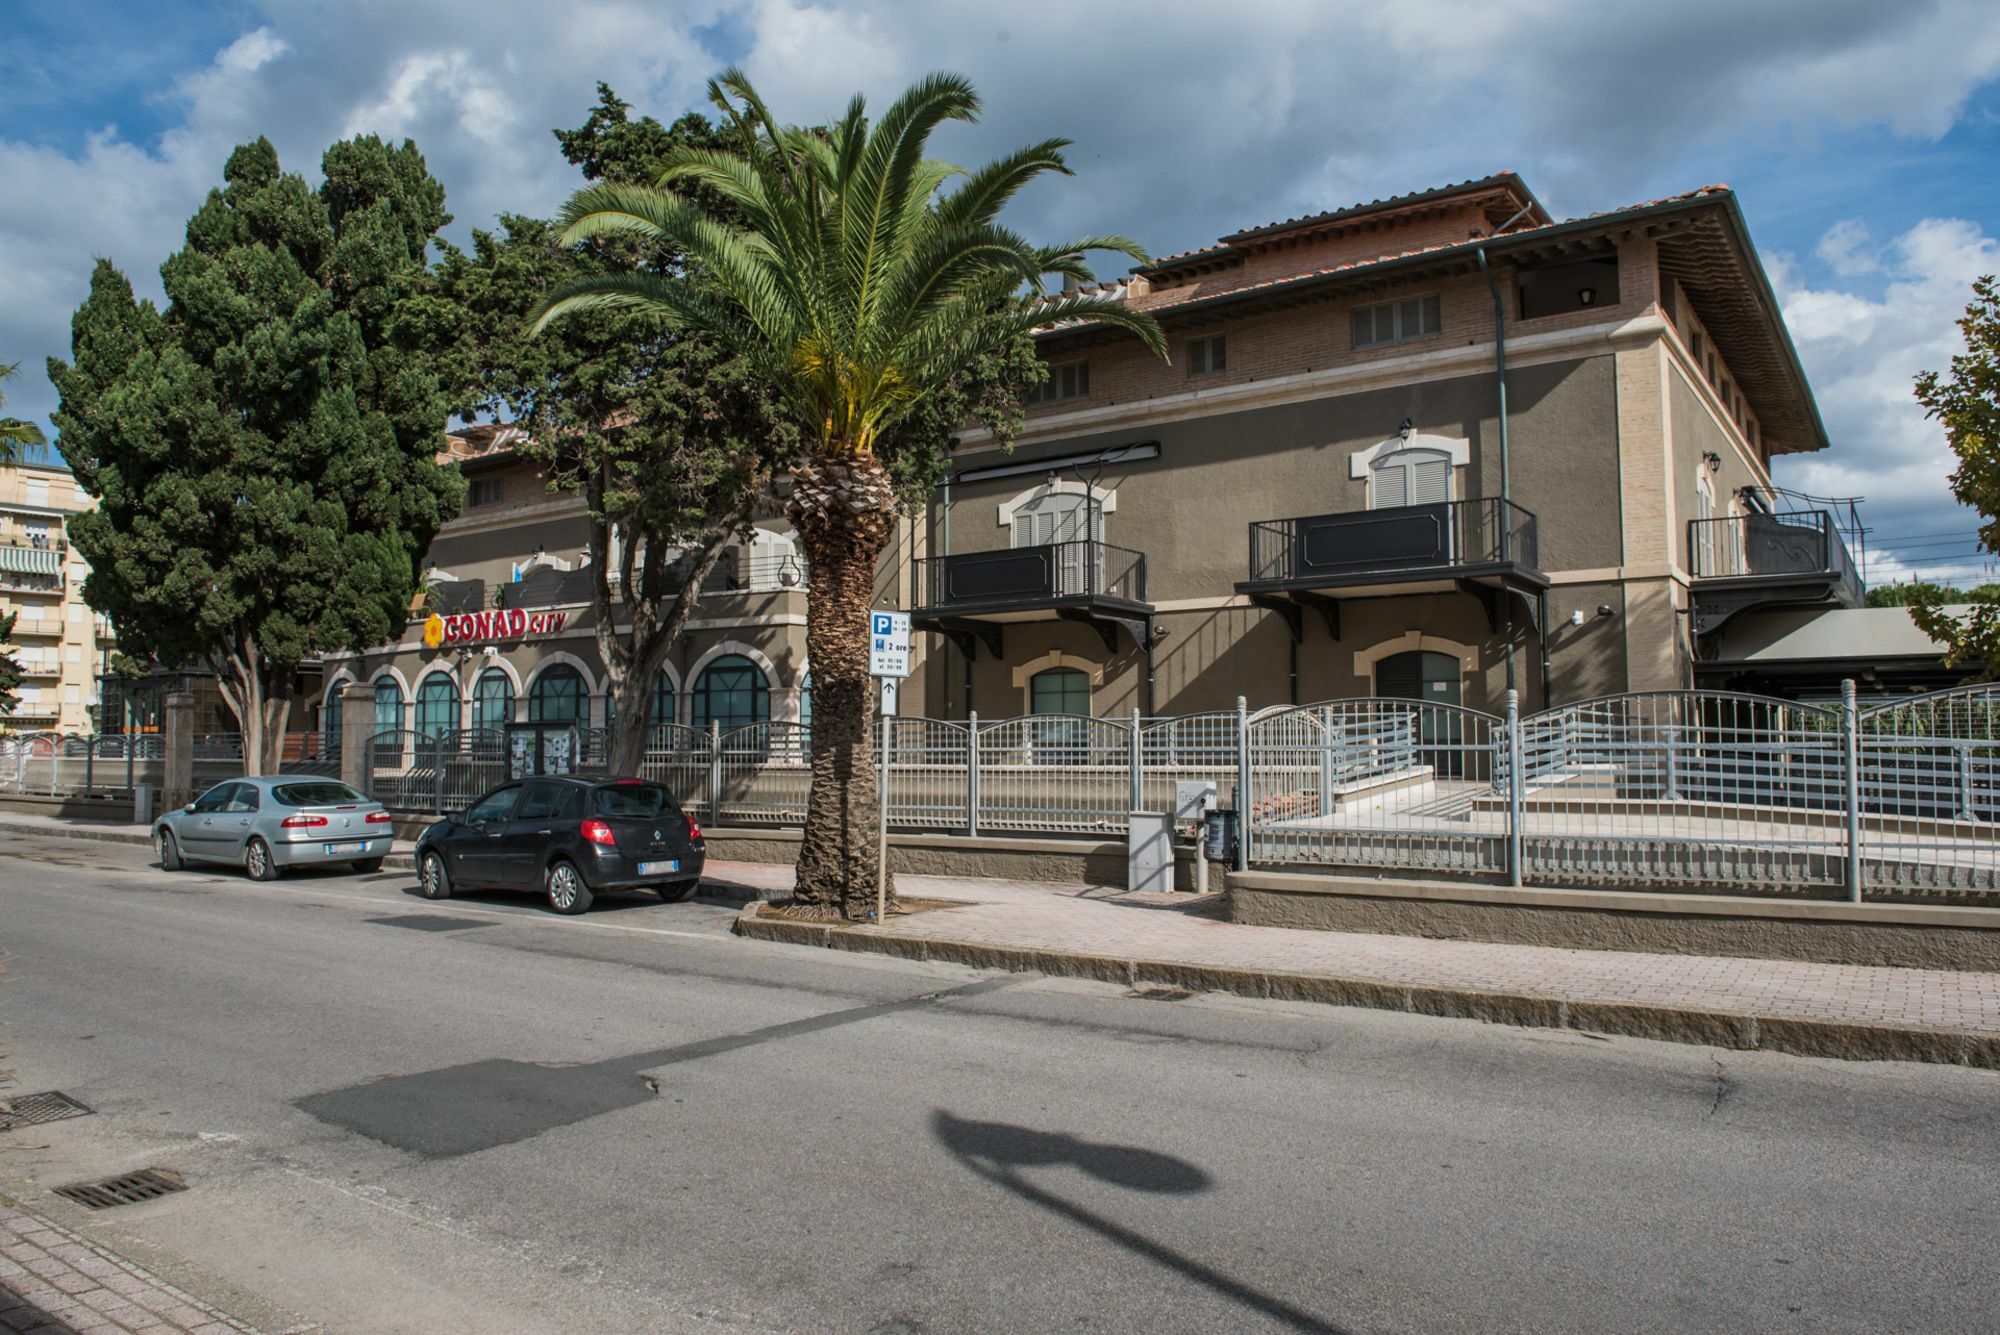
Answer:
[{"left": 414, "top": 777, "right": 706, "bottom": 914}]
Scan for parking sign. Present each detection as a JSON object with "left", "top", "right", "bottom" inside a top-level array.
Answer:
[{"left": 869, "top": 610, "right": 912, "bottom": 678}]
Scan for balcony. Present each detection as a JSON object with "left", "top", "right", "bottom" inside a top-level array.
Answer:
[
  {"left": 1235, "top": 498, "right": 1547, "bottom": 639},
  {"left": 1688, "top": 511, "right": 1863, "bottom": 635},
  {"left": 912, "top": 539, "right": 1153, "bottom": 657},
  {"left": 8, "top": 617, "right": 66, "bottom": 638}
]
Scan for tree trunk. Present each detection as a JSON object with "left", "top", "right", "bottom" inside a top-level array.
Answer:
[{"left": 790, "top": 454, "right": 899, "bottom": 920}]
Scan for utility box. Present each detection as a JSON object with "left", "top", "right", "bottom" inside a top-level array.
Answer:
[
  {"left": 1174, "top": 781, "right": 1217, "bottom": 823},
  {"left": 1202, "top": 809, "right": 1239, "bottom": 865},
  {"left": 133, "top": 784, "right": 157, "bottom": 827},
  {"left": 1127, "top": 811, "right": 1174, "bottom": 894}
]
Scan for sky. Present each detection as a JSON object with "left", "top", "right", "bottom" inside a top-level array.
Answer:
[{"left": 4, "top": 0, "right": 2000, "bottom": 588}]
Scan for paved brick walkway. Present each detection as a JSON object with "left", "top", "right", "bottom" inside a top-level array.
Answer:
[
  {"left": 710, "top": 862, "right": 2000, "bottom": 1035},
  {"left": 0, "top": 1200, "right": 262, "bottom": 1334}
]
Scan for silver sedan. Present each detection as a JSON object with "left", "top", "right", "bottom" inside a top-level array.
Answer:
[{"left": 153, "top": 776, "right": 395, "bottom": 880}]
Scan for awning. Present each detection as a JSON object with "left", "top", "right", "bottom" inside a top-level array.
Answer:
[{"left": 0, "top": 545, "right": 61, "bottom": 575}]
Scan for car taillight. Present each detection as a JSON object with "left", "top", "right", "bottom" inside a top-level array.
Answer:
[
  {"left": 280, "top": 814, "right": 328, "bottom": 829},
  {"left": 365, "top": 810, "right": 393, "bottom": 825},
  {"left": 580, "top": 819, "right": 617, "bottom": 846},
  {"left": 685, "top": 815, "right": 702, "bottom": 841}
]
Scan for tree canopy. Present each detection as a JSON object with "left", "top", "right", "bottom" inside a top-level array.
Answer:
[
  {"left": 0, "top": 361, "right": 46, "bottom": 464},
  {"left": 1912, "top": 274, "right": 2000, "bottom": 677},
  {"left": 50, "top": 135, "right": 462, "bottom": 764}
]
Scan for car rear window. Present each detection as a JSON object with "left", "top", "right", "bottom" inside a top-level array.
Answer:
[
  {"left": 273, "top": 781, "right": 367, "bottom": 807},
  {"left": 591, "top": 783, "right": 679, "bottom": 819}
]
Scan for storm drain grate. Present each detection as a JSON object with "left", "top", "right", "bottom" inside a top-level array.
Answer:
[
  {"left": 0, "top": 1090, "right": 94, "bottom": 1132},
  {"left": 54, "top": 1168, "right": 187, "bottom": 1210},
  {"left": 1127, "top": 986, "right": 1195, "bottom": 1002}
]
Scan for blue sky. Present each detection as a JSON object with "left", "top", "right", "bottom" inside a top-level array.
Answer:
[{"left": 5, "top": 0, "right": 1999, "bottom": 587}]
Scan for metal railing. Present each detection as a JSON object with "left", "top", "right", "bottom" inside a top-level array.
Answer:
[
  {"left": 1246, "top": 497, "right": 1539, "bottom": 585},
  {"left": 1688, "top": 509, "right": 1863, "bottom": 605},
  {"left": 914, "top": 540, "right": 1147, "bottom": 609},
  {"left": 9, "top": 683, "right": 1992, "bottom": 903}
]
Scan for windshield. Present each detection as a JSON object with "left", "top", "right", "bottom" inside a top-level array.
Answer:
[
  {"left": 592, "top": 783, "right": 678, "bottom": 819},
  {"left": 272, "top": 781, "right": 367, "bottom": 807}
]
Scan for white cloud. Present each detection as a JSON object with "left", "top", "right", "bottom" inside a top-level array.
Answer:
[
  {"left": 6, "top": 0, "right": 2000, "bottom": 576},
  {"left": 1772, "top": 217, "right": 1999, "bottom": 563}
]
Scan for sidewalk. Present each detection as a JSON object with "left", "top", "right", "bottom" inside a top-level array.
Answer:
[
  {"left": 733, "top": 870, "right": 2000, "bottom": 1067},
  {"left": 0, "top": 1196, "right": 271, "bottom": 1335}
]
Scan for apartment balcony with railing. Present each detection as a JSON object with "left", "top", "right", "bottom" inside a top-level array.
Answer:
[
  {"left": 414, "top": 547, "right": 809, "bottom": 620},
  {"left": 1688, "top": 510, "right": 1863, "bottom": 635},
  {"left": 1235, "top": 497, "right": 1546, "bottom": 639},
  {"left": 911, "top": 539, "right": 1153, "bottom": 658}
]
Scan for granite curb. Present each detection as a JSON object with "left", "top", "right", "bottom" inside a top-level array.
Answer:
[{"left": 733, "top": 907, "right": 2000, "bottom": 1068}]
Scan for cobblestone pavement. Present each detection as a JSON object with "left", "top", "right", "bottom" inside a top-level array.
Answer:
[
  {"left": 0, "top": 1201, "right": 266, "bottom": 1335},
  {"left": 709, "top": 862, "right": 2000, "bottom": 1034}
]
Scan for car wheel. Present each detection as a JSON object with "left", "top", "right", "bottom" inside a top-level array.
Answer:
[
  {"left": 352, "top": 858, "right": 384, "bottom": 874},
  {"left": 657, "top": 880, "right": 699, "bottom": 903},
  {"left": 545, "top": 860, "right": 592, "bottom": 915},
  {"left": 156, "top": 828, "right": 183, "bottom": 871},
  {"left": 419, "top": 850, "right": 452, "bottom": 900},
  {"left": 245, "top": 837, "right": 281, "bottom": 882}
]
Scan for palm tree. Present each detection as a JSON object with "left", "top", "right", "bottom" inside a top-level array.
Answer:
[
  {"left": 0, "top": 362, "right": 47, "bottom": 464},
  {"left": 533, "top": 70, "right": 1165, "bottom": 919}
]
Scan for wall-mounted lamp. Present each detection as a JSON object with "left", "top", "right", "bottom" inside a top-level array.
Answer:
[
  {"left": 778, "top": 552, "right": 802, "bottom": 588},
  {"left": 1597, "top": 603, "right": 1615, "bottom": 619},
  {"left": 1702, "top": 451, "right": 1722, "bottom": 474},
  {"left": 1577, "top": 287, "right": 1598, "bottom": 307},
  {"left": 1397, "top": 417, "right": 1414, "bottom": 443}
]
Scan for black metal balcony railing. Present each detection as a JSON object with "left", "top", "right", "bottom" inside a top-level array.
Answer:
[
  {"left": 1245, "top": 498, "right": 1539, "bottom": 587},
  {"left": 1688, "top": 511, "right": 1862, "bottom": 606},
  {"left": 916, "top": 540, "right": 1148, "bottom": 610}
]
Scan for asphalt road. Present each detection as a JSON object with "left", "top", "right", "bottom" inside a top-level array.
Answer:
[{"left": 1, "top": 832, "right": 1997, "bottom": 1335}]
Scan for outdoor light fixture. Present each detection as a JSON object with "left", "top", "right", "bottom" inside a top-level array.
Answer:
[
  {"left": 778, "top": 553, "right": 802, "bottom": 588},
  {"left": 1577, "top": 287, "right": 1598, "bottom": 306},
  {"left": 1397, "top": 417, "right": 1414, "bottom": 443},
  {"left": 1703, "top": 451, "right": 1722, "bottom": 473},
  {"left": 1597, "top": 603, "right": 1615, "bottom": 618}
]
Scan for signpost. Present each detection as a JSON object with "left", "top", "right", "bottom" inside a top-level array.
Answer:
[{"left": 869, "top": 611, "right": 911, "bottom": 926}]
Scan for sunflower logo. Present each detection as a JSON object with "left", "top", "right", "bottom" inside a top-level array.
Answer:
[{"left": 422, "top": 613, "right": 446, "bottom": 650}]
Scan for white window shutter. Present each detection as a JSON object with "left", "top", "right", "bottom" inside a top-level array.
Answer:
[
  {"left": 1372, "top": 463, "right": 1407, "bottom": 510},
  {"left": 1410, "top": 456, "right": 1449, "bottom": 506}
]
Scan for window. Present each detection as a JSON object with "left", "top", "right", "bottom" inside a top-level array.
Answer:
[
  {"left": 691, "top": 655, "right": 769, "bottom": 733},
  {"left": 1186, "top": 335, "right": 1226, "bottom": 377},
  {"left": 593, "top": 782, "right": 679, "bottom": 818},
  {"left": 463, "top": 784, "right": 521, "bottom": 826},
  {"left": 1029, "top": 667, "right": 1091, "bottom": 717},
  {"left": 1518, "top": 256, "right": 1618, "bottom": 319},
  {"left": 467, "top": 477, "right": 505, "bottom": 507},
  {"left": 273, "top": 781, "right": 365, "bottom": 806},
  {"left": 1352, "top": 294, "right": 1441, "bottom": 348},
  {"left": 324, "top": 689, "right": 342, "bottom": 742},
  {"left": 223, "top": 784, "right": 261, "bottom": 814},
  {"left": 1028, "top": 360, "right": 1089, "bottom": 404},
  {"left": 373, "top": 678, "right": 403, "bottom": 735},
  {"left": 189, "top": 783, "right": 234, "bottom": 814},
  {"left": 651, "top": 671, "right": 676, "bottom": 726},
  {"left": 528, "top": 664, "right": 587, "bottom": 723},
  {"left": 1370, "top": 448, "right": 1452, "bottom": 510},
  {"left": 517, "top": 780, "right": 575, "bottom": 821},
  {"left": 472, "top": 669, "right": 514, "bottom": 730},
  {"left": 798, "top": 672, "right": 812, "bottom": 732},
  {"left": 1008, "top": 486, "right": 1103, "bottom": 593},
  {"left": 415, "top": 674, "right": 459, "bottom": 739}
]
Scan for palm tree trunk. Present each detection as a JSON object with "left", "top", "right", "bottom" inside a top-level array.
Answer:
[{"left": 790, "top": 454, "right": 899, "bottom": 919}]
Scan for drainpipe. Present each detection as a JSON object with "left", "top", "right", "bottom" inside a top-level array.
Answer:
[{"left": 1474, "top": 202, "right": 1535, "bottom": 698}]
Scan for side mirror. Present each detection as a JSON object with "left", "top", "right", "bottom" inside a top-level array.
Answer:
[{"left": 184, "top": 804, "right": 197, "bottom": 814}]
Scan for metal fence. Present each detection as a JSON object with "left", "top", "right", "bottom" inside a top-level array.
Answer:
[{"left": 11, "top": 682, "right": 1995, "bottom": 902}]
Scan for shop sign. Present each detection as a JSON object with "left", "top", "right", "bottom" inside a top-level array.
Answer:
[{"left": 422, "top": 608, "right": 569, "bottom": 650}]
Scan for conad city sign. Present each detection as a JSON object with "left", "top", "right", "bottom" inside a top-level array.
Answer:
[{"left": 422, "top": 608, "right": 569, "bottom": 650}]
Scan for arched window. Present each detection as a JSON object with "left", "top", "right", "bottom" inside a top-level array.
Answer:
[
  {"left": 324, "top": 688, "right": 343, "bottom": 744},
  {"left": 373, "top": 677, "right": 403, "bottom": 735},
  {"left": 471, "top": 669, "right": 514, "bottom": 731},
  {"left": 1370, "top": 447, "right": 1452, "bottom": 510},
  {"left": 692, "top": 655, "right": 769, "bottom": 733},
  {"left": 414, "top": 674, "right": 459, "bottom": 739},
  {"left": 652, "top": 671, "right": 676, "bottom": 726},
  {"left": 528, "top": 664, "right": 587, "bottom": 724},
  {"left": 798, "top": 671, "right": 812, "bottom": 731},
  {"left": 1029, "top": 667, "right": 1091, "bottom": 716}
]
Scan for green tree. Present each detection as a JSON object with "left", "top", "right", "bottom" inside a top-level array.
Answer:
[
  {"left": 1868, "top": 580, "right": 2000, "bottom": 608},
  {"left": 50, "top": 136, "right": 462, "bottom": 772},
  {"left": 0, "top": 610, "right": 20, "bottom": 721},
  {"left": 1913, "top": 275, "right": 2000, "bottom": 677},
  {"left": 423, "top": 89, "right": 795, "bottom": 777},
  {"left": 0, "top": 361, "right": 47, "bottom": 463},
  {"left": 533, "top": 70, "right": 1163, "bottom": 919}
]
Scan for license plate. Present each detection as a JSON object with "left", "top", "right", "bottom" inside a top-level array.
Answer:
[
  {"left": 324, "top": 841, "right": 370, "bottom": 855},
  {"left": 637, "top": 859, "right": 679, "bottom": 876}
]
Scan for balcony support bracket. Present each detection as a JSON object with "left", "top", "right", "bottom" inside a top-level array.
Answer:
[
  {"left": 920, "top": 616, "right": 1005, "bottom": 661},
  {"left": 1457, "top": 579, "right": 1502, "bottom": 633},
  {"left": 1248, "top": 591, "right": 1340, "bottom": 643},
  {"left": 1296, "top": 591, "right": 1342, "bottom": 642},
  {"left": 1247, "top": 593, "right": 1304, "bottom": 643},
  {"left": 1056, "top": 607, "right": 1150, "bottom": 656}
]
